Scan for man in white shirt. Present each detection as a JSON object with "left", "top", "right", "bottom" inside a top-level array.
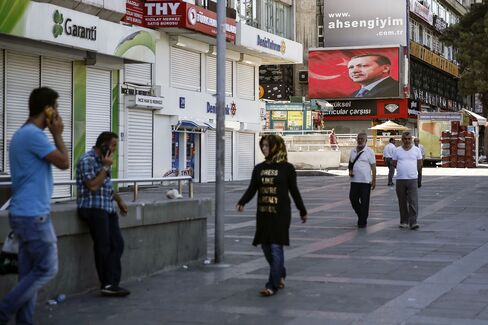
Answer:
[
  {"left": 392, "top": 131, "right": 423, "bottom": 230},
  {"left": 348, "top": 132, "right": 376, "bottom": 228},
  {"left": 383, "top": 137, "right": 396, "bottom": 186}
]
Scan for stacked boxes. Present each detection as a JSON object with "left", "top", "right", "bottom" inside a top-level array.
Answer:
[{"left": 440, "top": 121, "right": 476, "bottom": 168}]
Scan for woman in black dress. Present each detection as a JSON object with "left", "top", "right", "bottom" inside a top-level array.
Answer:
[{"left": 236, "top": 135, "right": 307, "bottom": 297}]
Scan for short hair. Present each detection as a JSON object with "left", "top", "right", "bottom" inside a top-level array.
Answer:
[
  {"left": 29, "top": 87, "right": 59, "bottom": 117},
  {"left": 389, "top": 138, "right": 395, "bottom": 143},
  {"left": 402, "top": 131, "right": 411, "bottom": 138},
  {"left": 357, "top": 132, "right": 368, "bottom": 138},
  {"left": 351, "top": 54, "right": 391, "bottom": 66},
  {"left": 95, "top": 131, "right": 119, "bottom": 148}
]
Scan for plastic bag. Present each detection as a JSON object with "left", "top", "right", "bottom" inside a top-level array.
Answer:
[{"left": 0, "top": 231, "right": 19, "bottom": 274}]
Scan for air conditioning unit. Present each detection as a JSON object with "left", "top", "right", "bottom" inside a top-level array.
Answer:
[{"left": 298, "top": 70, "right": 308, "bottom": 84}]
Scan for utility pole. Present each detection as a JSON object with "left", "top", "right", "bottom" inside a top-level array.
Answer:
[{"left": 214, "top": 0, "right": 226, "bottom": 263}]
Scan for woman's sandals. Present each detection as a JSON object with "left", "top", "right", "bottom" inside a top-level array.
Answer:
[{"left": 259, "top": 288, "right": 275, "bottom": 297}]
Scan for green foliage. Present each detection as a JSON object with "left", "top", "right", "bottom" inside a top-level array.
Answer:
[
  {"left": 0, "top": 0, "right": 30, "bottom": 33},
  {"left": 441, "top": 3, "right": 488, "bottom": 113}
]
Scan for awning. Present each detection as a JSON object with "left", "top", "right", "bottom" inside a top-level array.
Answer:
[
  {"left": 462, "top": 109, "right": 487, "bottom": 126},
  {"left": 173, "top": 119, "right": 214, "bottom": 132}
]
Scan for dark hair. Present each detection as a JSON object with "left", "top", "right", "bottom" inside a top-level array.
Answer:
[
  {"left": 389, "top": 138, "right": 395, "bottom": 143},
  {"left": 351, "top": 54, "right": 391, "bottom": 66},
  {"left": 29, "top": 87, "right": 59, "bottom": 117},
  {"left": 95, "top": 131, "right": 119, "bottom": 148}
]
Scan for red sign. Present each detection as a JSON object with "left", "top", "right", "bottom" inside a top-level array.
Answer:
[
  {"left": 320, "top": 99, "right": 408, "bottom": 121},
  {"left": 309, "top": 47, "right": 401, "bottom": 100},
  {"left": 122, "top": 1, "right": 236, "bottom": 43}
]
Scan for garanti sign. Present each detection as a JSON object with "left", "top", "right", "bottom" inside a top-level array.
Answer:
[{"left": 123, "top": 0, "right": 237, "bottom": 43}]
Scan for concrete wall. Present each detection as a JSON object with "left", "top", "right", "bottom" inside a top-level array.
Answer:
[
  {"left": 0, "top": 198, "right": 211, "bottom": 301},
  {"left": 288, "top": 151, "right": 341, "bottom": 169}
]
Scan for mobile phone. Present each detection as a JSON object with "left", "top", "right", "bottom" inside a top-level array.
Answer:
[
  {"left": 101, "top": 144, "right": 111, "bottom": 156},
  {"left": 44, "top": 106, "right": 55, "bottom": 123}
]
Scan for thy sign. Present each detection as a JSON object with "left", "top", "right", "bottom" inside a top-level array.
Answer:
[{"left": 145, "top": 2, "right": 180, "bottom": 15}]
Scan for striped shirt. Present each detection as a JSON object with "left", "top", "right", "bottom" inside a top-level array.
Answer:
[{"left": 76, "top": 149, "right": 115, "bottom": 213}]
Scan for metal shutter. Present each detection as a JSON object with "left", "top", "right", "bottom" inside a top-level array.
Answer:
[
  {"left": 206, "top": 130, "right": 216, "bottom": 182},
  {"left": 225, "top": 131, "right": 232, "bottom": 181},
  {"left": 5, "top": 52, "right": 40, "bottom": 173},
  {"left": 237, "top": 132, "right": 255, "bottom": 180},
  {"left": 237, "top": 63, "right": 255, "bottom": 100},
  {"left": 127, "top": 109, "right": 153, "bottom": 179},
  {"left": 206, "top": 56, "right": 233, "bottom": 96},
  {"left": 0, "top": 50, "right": 3, "bottom": 172},
  {"left": 206, "top": 130, "right": 232, "bottom": 182},
  {"left": 170, "top": 47, "right": 201, "bottom": 91},
  {"left": 41, "top": 58, "right": 73, "bottom": 198},
  {"left": 86, "top": 68, "right": 111, "bottom": 150},
  {"left": 125, "top": 63, "right": 152, "bottom": 85}
]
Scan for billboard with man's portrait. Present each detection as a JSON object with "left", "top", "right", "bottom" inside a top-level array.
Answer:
[
  {"left": 308, "top": 47, "right": 401, "bottom": 100},
  {"left": 323, "top": 0, "right": 408, "bottom": 47}
]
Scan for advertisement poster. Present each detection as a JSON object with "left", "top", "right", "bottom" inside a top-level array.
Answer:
[
  {"left": 272, "top": 111, "right": 287, "bottom": 120},
  {"left": 287, "top": 111, "right": 303, "bottom": 129},
  {"left": 309, "top": 47, "right": 400, "bottom": 100},
  {"left": 323, "top": 0, "right": 408, "bottom": 47}
]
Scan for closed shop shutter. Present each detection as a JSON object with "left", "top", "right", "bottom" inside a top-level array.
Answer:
[
  {"left": 237, "top": 63, "right": 255, "bottom": 100},
  {"left": 86, "top": 68, "right": 111, "bottom": 150},
  {"left": 206, "top": 56, "right": 233, "bottom": 96},
  {"left": 225, "top": 131, "right": 232, "bottom": 181},
  {"left": 5, "top": 52, "right": 40, "bottom": 173},
  {"left": 0, "top": 50, "right": 3, "bottom": 172},
  {"left": 127, "top": 109, "right": 153, "bottom": 179},
  {"left": 206, "top": 130, "right": 216, "bottom": 182},
  {"left": 170, "top": 47, "right": 201, "bottom": 91},
  {"left": 237, "top": 132, "right": 255, "bottom": 180},
  {"left": 41, "top": 57, "right": 73, "bottom": 198},
  {"left": 125, "top": 63, "right": 151, "bottom": 85}
]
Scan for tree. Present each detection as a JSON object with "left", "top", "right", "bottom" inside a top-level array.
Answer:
[{"left": 441, "top": 2, "right": 488, "bottom": 116}]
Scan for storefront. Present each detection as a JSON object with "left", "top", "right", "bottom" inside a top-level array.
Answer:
[
  {"left": 0, "top": 1, "right": 158, "bottom": 197},
  {"left": 264, "top": 102, "right": 313, "bottom": 132}
]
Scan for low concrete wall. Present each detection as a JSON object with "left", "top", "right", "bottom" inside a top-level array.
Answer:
[
  {"left": 0, "top": 198, "right": 211, "bottom": 301},
  {"left": 288, "top": 151, "right": 341, "bottom": 169}
]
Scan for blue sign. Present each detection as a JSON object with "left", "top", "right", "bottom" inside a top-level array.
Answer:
[
  {"left": 207, "top": 102, "right": 230, "bottom": 115},
  {"left": 257, "top": 35, "right": 282, "bottom": 53},
  {"left": 179, "top": 97, "right": 185, "bottom": 109}
]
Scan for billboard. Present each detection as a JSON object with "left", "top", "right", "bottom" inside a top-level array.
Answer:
[
  {"left": 311, "top": 99, "right": 408, "bottom": 120},
  {"left": 324, "top": 0, "right": 408, "bottom": 47},
  {"left": 308, "top": 47, "right": 401, "bottom": 100}
]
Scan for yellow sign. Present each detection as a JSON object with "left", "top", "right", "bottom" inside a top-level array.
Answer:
[
  {"left": 410, "top": 41, "right": 459, "bottom": 77},
  {"left": 287, "top": 111, "right": 303, "bottom": 127},
  {"left": 272, "top": 111, "right": 287, "bottom": 120},
  {"left": 259, "top": 85, "right": 265, "bottom": 99}
]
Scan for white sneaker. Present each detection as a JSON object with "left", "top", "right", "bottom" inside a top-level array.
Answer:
[{"left": 399, "top": 223, "right": 409, "bottom": 229}]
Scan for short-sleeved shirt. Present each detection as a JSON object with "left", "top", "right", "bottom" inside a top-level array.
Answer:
[
  {"left": 349, "top": 146, "right": 376, "bottom": 184},
  {"left": 76, "top": 149, "right": 115, "bottom": 213},
  {"left": 9, "top": 123, "right": 56, "bottom": 217},
  {"left": 383, "top": 143, "right": 396, "bottom": 158},
  {"left": 393, "top": 146, "right": 422, "bottom": 180}
]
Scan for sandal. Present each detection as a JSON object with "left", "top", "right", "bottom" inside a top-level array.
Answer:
[
  {"left": 259, "top": 288, "right": 275, "bottom": 297},
  {"left": 279, "top": 278, "right": 285, "bottom": 289}
]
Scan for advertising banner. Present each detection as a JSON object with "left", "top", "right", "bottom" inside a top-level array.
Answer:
[
  {"left": 311, "top": 99, "right": 408, "bottom": 120},
  {"left": 309, "top": 47, "right": 400, "bottom": 100},
  {"left": 323, "top": 0, "right": 408, "bottom": 47}
]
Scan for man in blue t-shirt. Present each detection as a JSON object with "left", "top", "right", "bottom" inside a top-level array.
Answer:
[{"left": 0, "top": 87, "right": 69, "bottom": 325}]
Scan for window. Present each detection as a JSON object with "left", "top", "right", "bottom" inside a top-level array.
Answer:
[
  {"left": 170, "top": 47, "right": 201, "bottom": 91},
  {"left": 264, "top": 0, "right": 292, "bottom": 39},
  {"left": 206, "top": 56, "right": 233, "bottom": 96},
  {"left": 236, "top": 0, "right": 258, "bottom": 27}
]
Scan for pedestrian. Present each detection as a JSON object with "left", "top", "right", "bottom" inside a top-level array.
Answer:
[
  {"left": 236, "top": 135, "right": 307, "bottom": 297},
  {"left": 329, "top": 128, "right": 338, "bottom": 151},
  {"left": 414, "top": 137, "right": 425, "bottom": 187},
  {"left": 76, "top": 132, "right": 130, "bottom": 297},
  {"left": 383, "top": 137, "right": 396, "bottom": 186},
  {"left": 348, "top": 132, "right": 376, "bottom": 228},
  {"left": 392, "top": 131, "right": 423, "bottom": 230},
  {"left": 0, "top": 87, "right": 69, "bottom": 324}
]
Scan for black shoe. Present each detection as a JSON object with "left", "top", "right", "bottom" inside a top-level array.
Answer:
[
  {"left": 357, "top": 224, "right": 367, "bottom": 228},
  {"left": 410, "top": 224, "right": 420, "bottom": 230},
  {"left": 101, "top": 285, "right": 131, "bottom": 297}
]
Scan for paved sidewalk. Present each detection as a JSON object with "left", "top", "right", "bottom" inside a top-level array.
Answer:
[{"left": 34, "top": 172, "right": 488, "bottom": 325}]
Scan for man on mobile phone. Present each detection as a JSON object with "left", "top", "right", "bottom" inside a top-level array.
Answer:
[
  {"left": 0, "top": 87, "right": 69, "bottom": 324},
  {"left": 76, "top": 132, "right": 130, "bottom": 297}
]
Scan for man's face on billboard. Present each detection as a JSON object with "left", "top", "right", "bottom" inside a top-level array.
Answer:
[{"left": 348, "top": 56, "right": 390, "bottom": 85}]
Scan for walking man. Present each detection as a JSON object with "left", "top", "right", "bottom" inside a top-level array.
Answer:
[
  {"left": 383, "top": 138, "right": 396, "bottom": 186},
  {"left": 0, "top": 87, "right": 69, "bottom": 324},
  {"left": 414, "top": 137, "right": 425, "bottom": 187},
  {"left": 348, "top": 132, "right": 376, "bottom": 228},
  {"left": 76, "top": 132, "right": 130, "bottom": 297},
  {"left": 392, "top": 131, "right": 423, "bottom": 230},
  {"left": 329, "top": 128, "right": 338, "bottom": 151}
]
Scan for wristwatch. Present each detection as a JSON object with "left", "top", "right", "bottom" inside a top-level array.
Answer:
[{"left": 103, "top": 166, "right": 110, "bottom": 172}]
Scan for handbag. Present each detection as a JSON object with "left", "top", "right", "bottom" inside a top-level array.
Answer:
[
  {"left": 348, "top": 150, "right": 365, "bottom": 175},
  {"left": 0, "top": 231, "right": 19, "bottom": 275}
]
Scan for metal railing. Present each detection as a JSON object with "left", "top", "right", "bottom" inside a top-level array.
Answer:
[{"left": 0, "top": 176, "right": 194, "bottom": 205}]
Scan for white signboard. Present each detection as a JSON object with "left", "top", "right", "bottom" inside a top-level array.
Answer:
[{"left": 129, "top": 95, "right": 164, "bottom": 109}]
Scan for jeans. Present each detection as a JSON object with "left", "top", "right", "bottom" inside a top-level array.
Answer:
[
  {"left": 78, "top": 208, "right": 124, "bottom": 288},
  {"left": 349, "top": 182, "right": 372, "bottom": 226},
  {"left": 396, "top": 179, "right": 419, "bottom": 225},
  {"left": 261, "top": 244, "right": 286, "bottom": 292},
  {"left": 0, "top": 215, "right": 58, "bottom": 325}
]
